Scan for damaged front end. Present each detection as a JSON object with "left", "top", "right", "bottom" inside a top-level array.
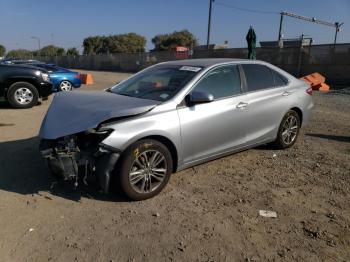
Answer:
[
  {"left": 38, "top": 90, "right": 160, "bottom": 193},
  {"left": 40, "top": 128, "right": 120, "bottom": 193}
]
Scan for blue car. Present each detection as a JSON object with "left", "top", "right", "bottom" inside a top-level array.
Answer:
[{"left": 30, "top": 63, "right": 81, "bottom": 92}]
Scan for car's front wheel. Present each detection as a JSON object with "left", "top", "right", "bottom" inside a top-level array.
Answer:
[
  {"left": 59, "top": 80, "right": 73, "bottom": 91},
  {"left": 7, "top": 82, "right": 39, "bottom": 109},
  {"left": 274, "top": 110, "right": 301, "bottom": 149},
  {"left": 118, "top": 139, "right": 173, "bottom": 200}
]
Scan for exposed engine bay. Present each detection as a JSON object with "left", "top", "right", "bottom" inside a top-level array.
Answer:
[{"left": 40, "top": 129, "right": 120, "bottom": 193}]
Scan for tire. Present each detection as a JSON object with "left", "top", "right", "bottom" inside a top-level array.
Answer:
[
  {"left": 7, "top": 82, "right": 39, "bottom": 109},
  {"left": 59, "top": 80, "right": 73, "bottom": 91},
  {"left": 119, "top": 139, "right": 173, "bottom": 201},
  {"left": 273, "top": 110, "right": 301, "bottom": 149}
]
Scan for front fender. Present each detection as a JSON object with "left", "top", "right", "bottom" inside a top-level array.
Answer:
[
  {"left": 100, "top": 110, "right": 182, "bottom": 162},
  {"left": 102, "top": 128, "right": 180, "bottom": 154}
]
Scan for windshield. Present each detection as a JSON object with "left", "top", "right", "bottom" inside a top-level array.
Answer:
[{"left": 110, "top": 65, "right": 202, "bottom": 101}]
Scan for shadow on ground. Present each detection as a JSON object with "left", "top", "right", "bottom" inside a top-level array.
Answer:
[
  {"left": 0, "top": 136, "right": 128, "bottom": 202},
  {"left": 0, "top": 101, "right": 12, "bottom": 109},
  {"left": 306, "top": 133, "right": 350, "bottom": 143},
  {"left": 0, "top": 101, "right": 42, "bottom": 109}
]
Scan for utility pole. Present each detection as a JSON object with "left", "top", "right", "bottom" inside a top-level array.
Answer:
[
  {"left": 277, "top": 12, "right": 284, "bottom": 46},
  {"left": 206, "top": 0, "right": 214, "bottom": 49},
  {"left": 297, "top": 34, "right": 304, "bottom": 77},
  {"left": 334, "top": 22, "right": 343, "bottom": 45}
]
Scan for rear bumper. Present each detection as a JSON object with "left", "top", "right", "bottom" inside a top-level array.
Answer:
[
  {"left": 73, "top": 78, "right": 82, "bottom": 87},
  {"left": 302, "top": 100, "right": 314, "bottom": 126}
]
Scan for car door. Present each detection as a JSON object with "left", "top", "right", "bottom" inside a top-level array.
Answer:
[
  {"left": 241, "top": 64, "right": 293, "bottom": 145},
  {"left": 177, "top": 65, "right": 249, "bottom": 165}
]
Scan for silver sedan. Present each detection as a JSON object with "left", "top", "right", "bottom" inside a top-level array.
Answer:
[{"left": 40, "top": 58, "right": 313, "bottom": 200}]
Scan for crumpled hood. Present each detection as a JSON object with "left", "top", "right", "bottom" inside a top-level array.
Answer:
[{"left": 39, "top": 91, "right": 160, "bottom": 139}]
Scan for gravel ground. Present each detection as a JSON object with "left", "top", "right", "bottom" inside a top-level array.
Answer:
[{"left": 0, "top": 70, "right": 349, "bottom": 262}]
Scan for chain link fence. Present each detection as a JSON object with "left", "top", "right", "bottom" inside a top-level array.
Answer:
[{"left": 33, "top": 43, "right": 350, "bottom": 85}]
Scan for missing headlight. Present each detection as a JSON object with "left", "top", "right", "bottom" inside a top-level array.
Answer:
[
  {"left": 40, "top": 129, "right": 119, "bottom": 192},
  {"left": 40, "top": 136, "right": 80, "bottom": 181}
]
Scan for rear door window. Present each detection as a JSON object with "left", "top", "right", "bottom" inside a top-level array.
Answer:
[
  {"left": 192, "top": 65, "right": 241, "bottom": 99},
  {"left": 271, "top": 69, "right": 288, "bottom": 87},
  {"left": 242, "top": 64, "right": 275, "bottom": 92}
]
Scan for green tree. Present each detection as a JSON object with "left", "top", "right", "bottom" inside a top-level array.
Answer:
[
  {"left": 56, "top": 47, "right": 65, "bottom": 56},
  {"left": 6, "top": 49, "right": 32, "bottom": 58},
  {"left": 37, "top": 45, "right": 66, "bottom": 56},
  {"left": 83, "top": 36, "right": 106, "bottom": 55},
  {"left": 106, "top": 33, "right": 146, "bottom": 53},
  {"left": 66, "top": 47, "right": 79, "bottom": 56},
  {"left": 83, "top": 33, "right": 146, "bottom": 55},
  {"left": 0, "top": 44, "right": 6, "bottom": 57},
  {"left": 152, "top": 30, "right": 197, "bottom": 51}
]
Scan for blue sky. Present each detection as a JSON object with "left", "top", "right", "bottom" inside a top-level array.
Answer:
[{"left": 0, "top": 0, "right": 349, "bottom": 52}]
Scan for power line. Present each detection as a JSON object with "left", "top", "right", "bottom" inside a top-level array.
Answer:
[
  {"left": 214, "top": 1, "right": 279, "bottom": 15},
  {"left": 209, "top": 1, "right": 344, "bottom": 45}
]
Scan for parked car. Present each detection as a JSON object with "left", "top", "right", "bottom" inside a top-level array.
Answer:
[
  {"left": 0, "top": 59, "right": 41, "bottom": 65},
  {"left": 39, "top": 58, "right": 313, "bottom": 200},
  {"left": 19, "top": 63, "right": 81, "bottom": 92},
  {"left": 0, "top": 63, "right": 53, "bottom": 108}
]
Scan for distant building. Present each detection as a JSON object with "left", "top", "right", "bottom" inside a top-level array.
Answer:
[
  {"left": 260, "top": 38, "right": 313, "bottom": 48},
  {"left": 194, "top": 44, "right": 215, "bottom": 50},
  {"left": 214, "top": 41, "right": 229, "bottom": 49},
  {"left": 175, "top": 46, "right": 190, "bottom": 59},
  {"left": 195, "top": 41, "right": 229, "bottom": 50}
]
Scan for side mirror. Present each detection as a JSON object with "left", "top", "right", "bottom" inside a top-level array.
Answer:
[{"left": 188, "top": 91, "right": 214, "bottom": 105}]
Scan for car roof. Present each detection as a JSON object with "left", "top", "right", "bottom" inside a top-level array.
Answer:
[
  {"left": 160, "top": 58, "right": 262, "bottom": 68},
  {"left": 1, "top": 63, "right": 48, "bottom": 72}
]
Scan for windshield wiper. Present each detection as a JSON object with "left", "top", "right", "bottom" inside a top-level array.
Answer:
[
  {"left": 117, "top": 92, "right": 135, "bottom": 97},
  {"left": 105, "top": 88, "right": 132, "bottom": 97}
]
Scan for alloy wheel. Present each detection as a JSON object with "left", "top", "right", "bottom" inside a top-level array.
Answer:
[
  {"left": 129, "top": 150, "right": 167, "bottom": 194},
  {"left": 281, "top": 115, "right": 298, "bottom": 145},
  {"left": 60, "top": 81, "right": 72, "bottom": 91},
  {"left": 14, "top": 87, "right": 33, "bottom": 105}
]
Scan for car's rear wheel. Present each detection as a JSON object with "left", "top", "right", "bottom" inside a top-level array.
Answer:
[
  {"left": 59, "top": 80, "right": 73, "bottom": 91},
  {"left": 7, "top": 82, "right": 39, "bottom": 109},
  {"left": 118, "top": 139, "right": 173, "bottom": 200},
  {"left": 274, "top": 110, "right": 300, "bottom": 149}
]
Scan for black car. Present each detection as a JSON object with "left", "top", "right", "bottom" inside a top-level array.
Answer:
[
  {"left": 0, "top": 59, "right": 41, "bottom": 65},
  {"left": 0, "top": 63, "right": 53, "bottom": 108}
]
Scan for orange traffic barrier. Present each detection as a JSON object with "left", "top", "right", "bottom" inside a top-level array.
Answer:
[
  {"left": 317, "top": 82, "right": 330, "bottom": 93},
  {"left": 80, "top": 73, "right": 94, "bottom": 85},
  {"left": 300, "top": 72, "right": 329, "bottom": 92}
]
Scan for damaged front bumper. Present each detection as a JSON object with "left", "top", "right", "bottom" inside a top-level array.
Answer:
[{"left": 40, "top": 134, "right": 120, "bottom": 194}]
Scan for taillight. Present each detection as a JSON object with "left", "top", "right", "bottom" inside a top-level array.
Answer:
[
  {"left": 75, "top": 73, "right": 80, "bottom": 79},
  {"left": 306, "top": 87, "right": 313, "bottom": 95}
]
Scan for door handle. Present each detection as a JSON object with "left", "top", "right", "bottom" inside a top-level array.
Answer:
[
  {"left": 236, "top": 102, "right": 248, "bottom": 109},
  {"left": 282, "top": 91, "right": 293, "bottom": 96}
]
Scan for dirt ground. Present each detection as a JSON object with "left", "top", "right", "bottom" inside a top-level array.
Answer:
[{"left": 0, "top": 70, "right": 349, "bottom": 262}]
